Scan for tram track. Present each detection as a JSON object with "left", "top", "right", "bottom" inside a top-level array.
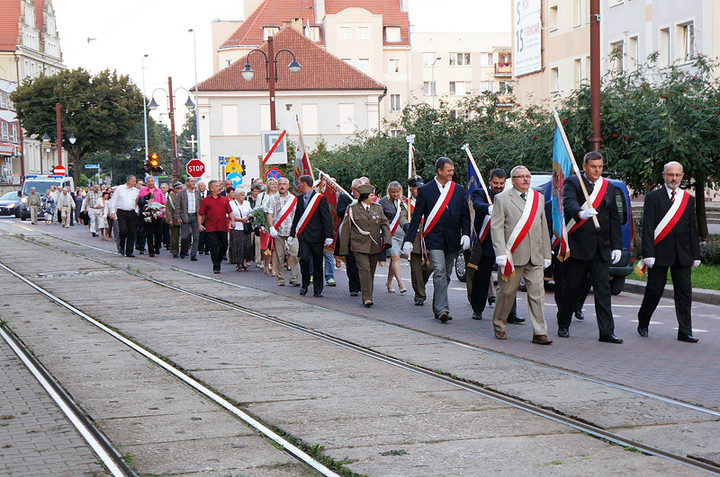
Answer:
[{"left": 2, "top": 231, "right": 720, "bottom": 475}]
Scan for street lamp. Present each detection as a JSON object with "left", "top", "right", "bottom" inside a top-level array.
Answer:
[
  {"left": 431, "top": 56, "right": 441, "bottom": 109},
  {"left": 148, "top": 77, "right": 195, "bottom": 181},
  {"left": 241, "top": 35, "right": 301, "bottom": 176}
]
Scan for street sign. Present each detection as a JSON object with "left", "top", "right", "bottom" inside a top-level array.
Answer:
[
  {"left": 52, "top": 165, "right": 67, "bottom": 175},
  {"left": 218, "top": 155, "right": 227, "bottom": 166},
  {"left": 266, "top": 168, "right": 282, "bottom": 181},
  {"left": 186, "top": 159, "right": 205, "bottom": 177},
  {"left": 84, "top": 163, "right": 99, "bottom": 169},
  {"left": 261, "top": 130, "right": 288, "bottom": 165}
]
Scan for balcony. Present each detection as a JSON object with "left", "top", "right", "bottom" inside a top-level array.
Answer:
[{"left": 494, "top": 63, "right": 512, "bottom": 77}]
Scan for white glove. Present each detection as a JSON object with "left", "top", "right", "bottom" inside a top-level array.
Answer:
[
  {"left": 543, "top": 259, "right": 552, "bottom": 269},
  {"left": 460, "top": 235, "right": 470, "bottom": 250},
  {"left": 643, "top": 257, "right": 655, "bottom": 269},
  {"left": 403, "top": 241, "right": 414, "bottom": 256},
  {"left": 496, "top": 255, "right": 507, "bottom": 268},
  {"left": 488, "top": 205, "right": 494, "bottom": 215},
  {"left": 611, "top": 249, "right": 621, "bottom": 264},
  {"left": 579, "top": 208, "right": 598, "bottom": 220},
  {"left": 286, "top": 237, "right": 295, "bottom": 246},
  {"left": 269, "top": 226, "right": 278, "bottom": 238},
  {"left": 324, "top": 238, "right": 334, "bottom": 247},
  {"left": 693, "top": 260, "right": 701, "bottom": 267}
]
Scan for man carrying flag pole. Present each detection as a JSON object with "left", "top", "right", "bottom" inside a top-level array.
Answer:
[{"left": 294, "top": 116, "right": 314, "bottom": 194}]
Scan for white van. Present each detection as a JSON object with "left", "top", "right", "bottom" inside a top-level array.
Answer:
[{"left": 17, "top": 175, "right": 75, "bottom": 220}]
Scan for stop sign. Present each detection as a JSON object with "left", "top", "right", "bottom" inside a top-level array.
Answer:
[
  {"left": 186, "top": 159, "right": 205, "bottom": 177},
  {"left": 53, "top": 164, "right": 67, "bottom": 175}
]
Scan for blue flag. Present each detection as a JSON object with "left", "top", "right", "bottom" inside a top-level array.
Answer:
[{"left": 552, "top": 125, "right": 573, "bottom": 260}]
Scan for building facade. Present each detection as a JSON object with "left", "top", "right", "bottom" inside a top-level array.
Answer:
[{"left": 0, "top": 0, "right": 66, "bottom": 182}]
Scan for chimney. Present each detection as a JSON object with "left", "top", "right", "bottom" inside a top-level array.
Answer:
[{"left": 288, "top": 18, "right": 304, "bottom": 33}]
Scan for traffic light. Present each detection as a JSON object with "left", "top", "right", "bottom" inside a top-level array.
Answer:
[{"left": 146, "top": 152, "right": 164, "bottom": 175}]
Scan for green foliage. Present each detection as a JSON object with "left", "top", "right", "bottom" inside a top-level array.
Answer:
[{"left": 699, "top": 235, "right": 720, "bottom": 265}]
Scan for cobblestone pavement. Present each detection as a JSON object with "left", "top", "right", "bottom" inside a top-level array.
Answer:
[{"left": 0, "top": 336, "right": 107, "bottom": 476}]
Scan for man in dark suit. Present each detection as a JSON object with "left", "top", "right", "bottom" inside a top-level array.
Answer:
[
  {"left": 177, "top": 176, "right": 202, "bottom": 261},
  {"left": 637, "top": 161, "right": 701, "bottom": 342},
  {"left": 335, "top": 177, "right": 366, "bottom": 296},
  {"left": 557, "top": 152, "right": 623, "bottom": 343},
  {"left": 467, "top": 169, "right": 524, "bottom": 323},
  {"left": 403, "top": 157, "right": 471, "bottom": 323},
  {"left": 290, "top": 174, "right": 333, "bottom": 297}
]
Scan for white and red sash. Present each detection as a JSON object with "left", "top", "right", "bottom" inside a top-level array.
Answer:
[
  {"left": 274, "top": 194, "right": 298, "bottom": 229},
  {"left": 294, "top": 192, "right": 323, "bottom": 237},
  {"left": 635, "top": 189, "right": 689, "bottom": 276},
  {"left": 565, "top": 177, "right": 608, "bottom": 234},
  {"left": 478, "top": 215, "right": 491, "bottom": 242},
  {"left": 389, "top": 199, "right": 402, "bottom": 235},
  {"left": 500, "top": 189, "right": 541, "bottom": 281},
  {"left": 423, "top": 181, "right": 456, "bottom": 237}
]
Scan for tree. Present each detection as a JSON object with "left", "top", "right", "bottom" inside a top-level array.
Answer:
[{"left": 11, "top": 68, "right": 144, "bottom": 185}]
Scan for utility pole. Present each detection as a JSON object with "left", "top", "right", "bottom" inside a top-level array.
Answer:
[
  {"left": 167, "top": 76, "right": 179, "bottom": 182},
  {"left": 589, "top": 0, "right": 601, "bottom": 152}
]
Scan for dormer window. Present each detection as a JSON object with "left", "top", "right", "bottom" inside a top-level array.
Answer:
[
  {"left": 305, "top": 26, "right": 320, "bottom": 42},
  {"left": 263, "top": 26, "right": 279, "bottom": 40},
  {"left": 385, "top": 26, "right": 401, "bottom": 43}
]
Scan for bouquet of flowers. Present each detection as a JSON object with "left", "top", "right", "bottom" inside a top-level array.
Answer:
[
  {"left": 143, "top": 201, "right": 164, "bottom": 222},
  {"left": 251, "top": 207, "right": 269, "bottom": 230}
]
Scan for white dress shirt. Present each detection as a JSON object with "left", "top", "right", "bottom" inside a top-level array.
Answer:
[{"left": 109, "top": 185, "right": 139, "bottom": 214}]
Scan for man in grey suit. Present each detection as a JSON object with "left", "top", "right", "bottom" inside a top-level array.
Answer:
[
  {"left": 177, "top": 176, "right": 201, "bottom": 261},
  {"left": 491, "top": 166, "right": 553, "bottom": 344}
]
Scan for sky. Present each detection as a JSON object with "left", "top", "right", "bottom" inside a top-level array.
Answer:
[{"left": 52, "top": 0, "right": 510, "bottom": 121}]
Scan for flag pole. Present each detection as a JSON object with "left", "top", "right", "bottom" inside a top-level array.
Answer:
[
  {"left": 317, "top": 169, "right": 350, "bottom": 197},
  {"left": 461, "top": 144, "right": 492, "bottom": 205},
  {"left": 406, "top": 134, "right": 415, "bottom": 221},
  {"left": 551, "top": 107, "right": 601, "bottom": 231},
  {"left": 296, "top": 115, "right": 314, "bottom": 181}
]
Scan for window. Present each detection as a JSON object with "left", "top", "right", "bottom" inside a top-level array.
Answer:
[
  {"left": 341, "top": 58, "right": 352, "bottom": 65},
  {"left": 551, "top": 67, "right": 560, "bottom": 92},
  {"left": 678, "top": 22, "right": 694, "bottom": 62},
  {"left": 390, "top": 94, "right": 401, "bottom": 112},
  {"left": 628, "top": 36, "right": 639, "bottom": 71},
  {"left": 574, "top": 58, "right": 583, "bottom": 87},
  {"left": 659, "top": 28, "right": 671, "bottom": 67},
  {"left": 449, "top": 52, "right": 471, "bottom": 66},
  {"left": 549, "top": 5, "right": 558, "bottom": 30},
  {"left": 610, "top": 40, "right": 624, "bottom": 72},
  {"left": 338, "top": 104, "right": 355, "bottom": 134},
  {"left": 9, "top": 123, "right": 17, "bottom": 143},
  {"left": 358, "top": 26, "right": 370, "bottom": 40},
  {"left": 480, "top": 52, "right": 493, "bottom": 66},
  {"left": 0, "top": 92, "right": 6, "bottom": 109},
  {"left": 358, "top": 58, "right": 370, "bottom": 74},
  {"left": 423, "top": 81, "right": 437, "bottom": 96},
  {"left": 388, "top": 58, "right": 400, "bottom": 73},
  {"left": 423, "top": 52, "right": 438, "bottom": 66},
  {"left": 499, "top": 81, "right": 510, "bottom": 94},
  {"left": 480, "top": 81, "right": 494, "bottom": 93},
  {"left": 339, "top": 26, "right": 352, "bottom": 40},
  {"left": 573, "top": 0, "right": 584, "bottom": 26},
  {"left": 1, "top": 122, "right": 8, "bottom": 142},
  {"left": 389, "top": 129, "right": 401, "bottom": 138},
  {"left": 262, "top": 26, "right": 279, "bottom": 40},
  {"left": 449, "top": 81, "right": 472, "bottom": 95},
  {"left": 385, "top": 26, "right": 401, "bottom": 43},
  {"left": 305, "top": 26, "right": 320, "bottom": 41}
]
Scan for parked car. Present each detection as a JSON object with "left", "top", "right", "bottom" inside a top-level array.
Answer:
[
  {"left": 0, "top": 191, "right": 21, "bottom": 217},
  {"left": 455, "top": 173, "right": 634, "bottom": 295}
]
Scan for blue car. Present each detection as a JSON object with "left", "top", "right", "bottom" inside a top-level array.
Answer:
[{"left": 531, "top": 173, "right": 635, "bottom": 295}]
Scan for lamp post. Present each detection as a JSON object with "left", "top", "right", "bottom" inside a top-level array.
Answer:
[
  {"left": 188, "top": 29, "right": 202, "bottom": 166},
  {"left": 41, "top": 126, "right": 76, "bottom": 174},
  {"left": 142, "top": 54, "right": 149, "bottom": 159},
  {"left": 431, "top": 56, "right": 441, "bottom": 109},
  {"left": 148, "top": 77, "right": 195, "bottom": 182},
  {"left": 241, "top": 35, "right": 301, "bottom": 177}
]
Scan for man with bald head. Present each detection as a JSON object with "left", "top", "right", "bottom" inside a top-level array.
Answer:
[{"left": 637, "top": 161, "right": 701, "bottom": 342}]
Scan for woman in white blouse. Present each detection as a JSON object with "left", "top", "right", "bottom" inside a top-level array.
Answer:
[{"left": 228, "top": 189, "right": 253, "bottom": 271}]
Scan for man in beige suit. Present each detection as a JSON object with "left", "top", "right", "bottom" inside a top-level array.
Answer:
[{"left": 491, "top": 166, "right": 553, "bottom": 344}]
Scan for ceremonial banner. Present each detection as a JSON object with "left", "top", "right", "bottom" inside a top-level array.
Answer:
[
  {"left": 465, "top": 148, "right": 486, "bottom": 245},
  {"left": 551, "top": 125, "right": 573, "bottom": 261},
  {"left": 318, "top": 171, "right": 345, "bottom": 251},
  {"left": 294, "top": 118, "right": 314, "bottom": 194}
]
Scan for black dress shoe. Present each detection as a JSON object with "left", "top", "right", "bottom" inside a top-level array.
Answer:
[
  {"left": 363, "top": 301, "right": 373, "bottom": 307},
  {"left": 190, "top": 256, "right": 197, "bottom": 261},
  {"left": 138, "top": 250, "right": 144, "bottom": 255},
  {"left": 313, "top": 292, "right": 323, "bottom": 297},
  {"left": 414, "top": 299, "right": 424, "bottom": 306},
  {"left": 678, "top": 334, "right": 699, "bottom": 343},
  {"left": 125, "top": 253, "right": 135, "bottom": 258},
  {"left": 574, "top": 310, "right": 584, "bottom": 320},
  {"left": 437, "top": 312, "right": 449, "bottom": 323},
  {"left": 350, "top": 291, "right": 359, "bottom": 297},
  {"left": 507, "top": 314, "right": 526, "bottom": 324},
  {"left": 487, "top": 296, "right": 496, "bottom": 306},
  {"left": 472, "top": 312, "right": 483, "bottom": 320},
  {"left": 558, "top": 328, "right": 570, "bottom": 338},
  {"left": 637, "top": 327, "right": 648, "bottom": 337},
  {"left": 599, "top": 334, "right": 623, "bottom": 344},
  {"left": 299, "top": 288, "right": 308, "bottom": 296},
  {"left": 149, "top": 252, "right": 155, "bottom": 257}
]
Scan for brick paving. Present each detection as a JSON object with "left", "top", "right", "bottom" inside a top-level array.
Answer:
[
  {"left": 9, "top": 219, "right": 720, "bottom": 411},
  {"left": 0, "top": 337, "right": 107, "bottom": 476}
]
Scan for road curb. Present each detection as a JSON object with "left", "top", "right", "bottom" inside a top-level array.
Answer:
[{"left": 624, "top": 278, "right": 720, "bottom": 305}]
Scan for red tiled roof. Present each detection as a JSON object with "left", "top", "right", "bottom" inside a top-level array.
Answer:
[
  {"left": 198, "top": 27, "right": 385, "bottom": 92},
  {"left": 221, "top": 0, "right": 320, "bottom": 49},
  {"left": 0, "top": 1, "right": 21, "bottom": 51},
  {"left": 325, "top": 0, "right": 410, "bottom": 46}
]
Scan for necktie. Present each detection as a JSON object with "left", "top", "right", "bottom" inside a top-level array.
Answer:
[
  {"left": 520, "top": 192, "right": 527, "bottom": 201},
  {"left": 671, "top": 190, "right": 675, "bottom": 203}
]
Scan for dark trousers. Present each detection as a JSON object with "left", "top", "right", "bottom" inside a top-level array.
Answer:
[
  {"left": 557, "top": 254, "right": 615, "bottom": 337},
  {"left": 638, "top": 265, "right": 693, "bottom": 336},
  {"left": 553, "top": 255, "right": 592, "bottom": 312},
  {"left": 162, "top": 222, "right": 171, "bottom": 248},
  {"left": 198, "top": 230, "right": 208, "bottom": 254},
  {"left": 117, "top": 210, "right": 138, "bottom": 256},
  {"left": 145, "top": 220, "right": 163, "bottom": 254},
  {"left": 205, "top": 231, "right": 228, "bottom": 271},
  {"left": 469, "top": 255, "right": 494, "bottom": 313},
  {"left": 299, "top": 240, "right": 324, "bottom": 292},
  {"left": 170, "top": 225, "right": 181, "bottom": 255},
  {"left": 135, "top": 217, "right": 146, "bottom": 251},
  {"left": 355, "top": 252, "right": 380, "bottom": 302},
  {"left": 409, "top": 252, "right": 432, "bottom": 301},
  {"left": 181, "top": 215, "right": 200, "bottom": 258},
  {"left": 345, "top": 250, "right": 361, "bottom": 293}
]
